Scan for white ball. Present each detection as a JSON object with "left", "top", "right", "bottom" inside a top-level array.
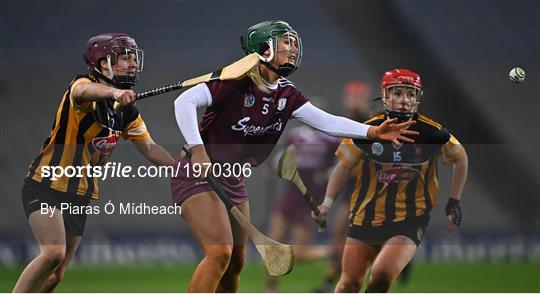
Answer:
[{"left": 509, "top": 67, "right": 526, "bottom": 83}]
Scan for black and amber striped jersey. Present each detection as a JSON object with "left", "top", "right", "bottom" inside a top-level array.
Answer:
[
  {"left": 26, "top": 75, "right": 150, "bottom": 199},
  {"left": 336, "top": 113, "right": 464, "bottom": 227}
]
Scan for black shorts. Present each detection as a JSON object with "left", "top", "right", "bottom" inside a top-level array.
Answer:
[
  {"left": 21, "top": 178, "right": 91, "bottom": 236},
  {"left": 347, "top": 217, "right": 429, "bottom": 246}
]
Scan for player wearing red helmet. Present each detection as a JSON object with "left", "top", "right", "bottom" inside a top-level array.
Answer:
[
  {"left": 13, "top": 33, "right": 174, "bottom": 292},
  {"left": 313, "top": 69, "right": 468, "bottom": 292},
  {"left": 380, "top": 69, "right": 423, "bottom": 123}
]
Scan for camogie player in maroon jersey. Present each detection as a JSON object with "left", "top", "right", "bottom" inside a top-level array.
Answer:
[{"left": 172, "top": 20, "right": 418, "bottom": 292}]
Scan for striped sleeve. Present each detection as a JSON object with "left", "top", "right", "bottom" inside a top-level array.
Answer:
[
  {"left": 122, "top": 115, "right": 150, "bottom": 142},
  {"left": 335, "top": 138, "right": 364, "bottom": 170},
  {"left": 441, "top": 134, "right": 465, "bottom": 164}
]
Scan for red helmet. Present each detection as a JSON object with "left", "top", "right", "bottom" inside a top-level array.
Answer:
[
  {"left": 380, "top": 69, "right": 422, "bottom": 121},
  {"left": 83, "top": 33, "right": 144, "bottom": 88},
  {"left": 381, "top": 69, "right": 422, "bottom": 95}
]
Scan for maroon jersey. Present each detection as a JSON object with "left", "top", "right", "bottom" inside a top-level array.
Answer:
[{"left": 200, "top": 77, "right": 309, "bottom": 166}]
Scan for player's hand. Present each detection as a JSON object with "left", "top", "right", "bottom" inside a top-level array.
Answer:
[
  {"left": 113, "top": 89, "right": 137, "bottom": 106},
  {"left": 190, "top": 144, "right": 212, "bottom": 178},
  {"left": 444, "top": 197, "right": 462, "bottom": 232},
  {"left": 312, "top": 204, "right": 330, "bottom": 224},
  {"left": 367, "top": 118, "right": 419, "bottom": 145}
]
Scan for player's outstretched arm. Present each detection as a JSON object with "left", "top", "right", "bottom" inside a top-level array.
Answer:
[
  {"left": 313, "top": 162, "right": 351, "bottom": 223},
  {"left": 445, "top": 150, "right": 468, "bottom": 231},
  {"left": 293, "top": 103, "right": 418, "bottom": 144},
  {"left": 133, "top": 136, "right": 175, "bottom": 167},
  {"left": 72, "top": 81, "right": 136, "bottom": 106}
]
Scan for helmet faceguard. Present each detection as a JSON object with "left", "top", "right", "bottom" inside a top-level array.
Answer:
[
  {"left": 380, "top": 69, "right": 422, "bottom": 122},
  {"left": 83, "top": 33, "right": 144, "bottom": 89},
  {"left": 241, "top": 20, "right": 303, "bottom": 77}
]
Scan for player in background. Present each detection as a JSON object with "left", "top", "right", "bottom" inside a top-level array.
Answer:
[
  {"left": 315, "top": 80, "right": 372, "bottom": 292},
  {"left": 172, "top": 21, "right": 419, "bottom": 292},
  {"left": 14, "top": 33, "right": 174, "bottom": 292},
  {"left": 313, "top": 69, "right": 468, "bottom": 292},
  {"left": 264, "top": 119, "right": 339, "bottom": 292}
]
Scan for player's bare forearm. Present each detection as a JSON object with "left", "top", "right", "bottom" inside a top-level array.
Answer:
[
  {"left": 313, "top": 162, "right": 352, "bottom": 222},
  {"left": 325, "top": 162, "right": 352, "bottom": 201},
  {"left": 72, "top": 82, "right": 116, "bottom": 103},
  {"left": 450, "top": 150, "right": 468, "bottom": 200},
  {"left": 73, "top": 82, "right": 136, "bottom": 105},
  {"left": 133, "top": 137, "right": 175, "bottom": 166}
]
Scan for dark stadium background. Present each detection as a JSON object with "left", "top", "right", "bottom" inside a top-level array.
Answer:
[{"left": 1, "top": 0, "right": 538, "bottom": 292}]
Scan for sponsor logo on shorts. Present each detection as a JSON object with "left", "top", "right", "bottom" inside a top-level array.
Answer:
[{"left": 376, "top": 167, "right": 419, "bottom": 184}]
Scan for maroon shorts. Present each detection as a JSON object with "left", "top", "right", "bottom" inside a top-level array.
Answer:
[{"left": 170, "top": 156, "right": 249, "bottom": 206}]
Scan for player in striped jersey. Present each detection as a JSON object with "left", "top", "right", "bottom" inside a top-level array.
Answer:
[
  {"left": 313, "top": 69, "right": 468, "bottom": 292},
  {"left": 14, "top": 33, "right": 174, "bottom": 292}
]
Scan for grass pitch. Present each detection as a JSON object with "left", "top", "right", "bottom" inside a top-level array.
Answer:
[{"left": 1, "top": 261, "right": 539, "bottom": 292}]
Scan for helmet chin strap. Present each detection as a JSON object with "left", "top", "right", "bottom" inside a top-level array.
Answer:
[
  {"left": 261, "top": 61, "right": 295, "bottom": 77},
  {"left": 386, "top": 110, "right": 415, "bottom": 123},
  {"left": 105, "top": 55, "right": 115, "bottom": 81},
  {"left": 93, "top": 68, "right": 118, "bottom": 88}
]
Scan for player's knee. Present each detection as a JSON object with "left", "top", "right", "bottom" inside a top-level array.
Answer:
[
  {"left": 206, "top": 246, "right": 233, "bottom": 272},
  {"left": 368, "top": 269, "right": 395, "bottom": 292},
  {"left": 216, "top": 250, "right": 245, "bottom": 292},
  {"left": 336, "top": 274, "right": 362, "bottom": 292},
  {"left": 40, "top": 246, "right": 66, "bottom": 271}
]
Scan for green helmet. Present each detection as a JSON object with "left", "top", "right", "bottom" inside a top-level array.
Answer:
[{"left": 241, "top": 20, "right": 303, "bottom": 77}]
